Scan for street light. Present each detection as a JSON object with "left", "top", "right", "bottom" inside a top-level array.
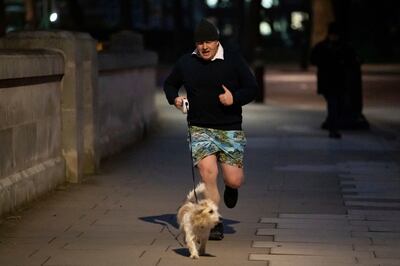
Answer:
[
  {"left": 49, "top": 12, "right": 58, "bottom": 23},
  {"left": 259, "top": 21, "right": 272, "bottom": 36},
  {"left": 206, "top": 0, "right": 218, "bottom": 8}
]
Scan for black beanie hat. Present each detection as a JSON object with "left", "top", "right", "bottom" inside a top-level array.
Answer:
[{"left": 194, "top": 19, "right": 219, "bottom": 42}]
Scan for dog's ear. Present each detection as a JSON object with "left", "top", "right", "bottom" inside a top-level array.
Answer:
[
  {"left": 199, "top": 201, "right": 208, "bottom": 207},
  {"left": 194, "top": 207, "right": 205, "bottom": 215},
  {"left": 194, "top": 205, "right": 213, "bottom": 215}
]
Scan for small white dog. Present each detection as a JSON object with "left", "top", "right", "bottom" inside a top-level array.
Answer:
[{"left": 177, "top": 183, "right": 220, "bottom": 259}]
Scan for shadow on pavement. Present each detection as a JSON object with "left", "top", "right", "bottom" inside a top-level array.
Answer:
[
  {"left": 221, "top": 217, "right": 240, "bottom": 234},
  {"left": 139, "top": 214, "right": 179, "bottom": 229},
  {"left": 173, "top": 248, "right": 217, "bottom": 258},
  {"left": 139, "top": 214, "right": 240, "bottom": 234}
]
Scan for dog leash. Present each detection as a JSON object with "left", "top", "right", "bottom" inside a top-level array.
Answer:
[{"left": 183, "top": 99, "right": 199, "bottom": 203}]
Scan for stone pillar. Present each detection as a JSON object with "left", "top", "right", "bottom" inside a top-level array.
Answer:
[
  {"left": 0, "top": 31, "right": 99, "bottom": 182},
  {"left": 81, "top": 35, "right": 100, "bottom": 175}
]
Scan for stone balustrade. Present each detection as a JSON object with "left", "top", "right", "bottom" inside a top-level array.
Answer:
[{"left": 0, "top": 30, "right": 158, "bottom": 216}]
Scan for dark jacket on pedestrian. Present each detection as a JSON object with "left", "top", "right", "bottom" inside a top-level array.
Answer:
[
  {"left": 310, "top": 38, "right": 357, "bottom": 96},
  {"left": 164, "top": 49, "right": 257, "bottom": 130}
]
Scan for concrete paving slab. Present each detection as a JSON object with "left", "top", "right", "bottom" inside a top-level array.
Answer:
[
  {"left": 269, "top": 247, "right": 373, "bottom": 258},
  {"left": 342, "top": 187, "right": 400, "bottom": 193},
  {"left": 339, "top": 173, "right": 400, "bottom": 180},
  {"left": 357, "top": 257, "right": 400, "bottom": 266},
  {"left": 270, "top": 234, "right": 370, "bottom": 245},
  {"left": 260, "top": 217, "right": 368, "bottom": 231},
  {"left": 350, "top": 220, "right": 400, "bottom": 232},
  {"left": 260, "top": 217, "right": 349, "bottom": 225},
  {"left": 275, "top": 223, "right": 367, "bottom": 231},
  {"left": 348, "top": 209, "right": 400, "bottom": 219},
  {"left": 249, "top": 253, "right": 361, "bottom": 265},
  {"left": 344, "top": 182, "right": 400, "bottom": 190},
  {"left": 278, "top": 213, "right": 349, "bottom": 220},
  {"left": 344, "top": 193, "right": 400, "bottom": 200},
  {"left": 372, "top": 239, "right": 400, "bottom": 245},
  {"left": 375, "top": 250, "right": 400, "bottom": 259},
  {"left": 252, "top": 241, "right": 372, "bottom": 257},
  {"left": 368, "top": 226, "right": 400, "bottom": 233},
  {"left": 345, "top": 200, "right": 400, "bottom": 208},
  {"left": 256, "top": 228, "right": 371, "bottom": 244},
  {"left": 257, "top": 228, "right": 351, "bottom": 237},
  {"left": 42, "top": 247, "right": 146, "bottom": 266},
  {"left": 252, "top": 240, "right": 353, "bottom": 249},
  {"left": 145, "top": 239, "right": 269, "bottom": 266},
  {"left": 354, "top": 244, "right": 400, "bottom": 254},
  {"left": 0, "top": 253, "right": 54, "bottom": 266},
  {"left": 352, "top": 231, "right": 400, "bottom": 239}
]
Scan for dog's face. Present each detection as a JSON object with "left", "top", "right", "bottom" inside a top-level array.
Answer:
[{"left": 192, "top": 199, "right": 220, "bottom": 229}]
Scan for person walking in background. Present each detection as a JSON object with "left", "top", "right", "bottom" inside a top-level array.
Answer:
[
  {"left": 311, "top": 22, "right": 359, "bottom": 139},
  {"left": 163, "top": 18, "right": 257, "bottom": 240}
]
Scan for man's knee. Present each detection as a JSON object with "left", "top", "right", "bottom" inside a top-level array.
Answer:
[
  {"left": 221, "top": 163, "right": 244, "bottom": 189},
  {"left": 199, "top": 166, "right": 218, "bottom": 181},
  {"left": 197, "top": 158, "right": 218, "bottom": 182},
  {"left": 225, "top": 176, "right": 243, "bottom": 189},
  {"left": 223, "top": 168, "right": 244, "bottom": 189}
]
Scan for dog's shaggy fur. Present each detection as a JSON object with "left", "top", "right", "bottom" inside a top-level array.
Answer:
[{"left": 177, "top": 183, "right": 220, "bottom": 259}]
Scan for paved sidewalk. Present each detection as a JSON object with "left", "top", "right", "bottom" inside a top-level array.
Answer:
[{"left": 0, "top": 87, "right": 399, "bottom": 265}]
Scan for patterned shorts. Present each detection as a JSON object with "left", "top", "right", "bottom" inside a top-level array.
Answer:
[{"left": 188, "top": 126, "right": 247, "bottom": 168}]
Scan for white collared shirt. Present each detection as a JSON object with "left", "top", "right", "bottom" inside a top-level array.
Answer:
[{"left": 192, "top": 43, "right": 224, "bottom": 61}]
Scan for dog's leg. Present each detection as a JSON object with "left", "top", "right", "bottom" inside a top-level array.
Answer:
[
  {"left": 183, "top": 226, "right": 199, "bottom": 259},
  {"left": 199, "top": 235, "right": 208, "bottom": 256},
  {"left": 187, "top": 237, "right": 199, "bottom": 259}
]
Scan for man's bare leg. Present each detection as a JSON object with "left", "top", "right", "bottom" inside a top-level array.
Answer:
[
  {"left": 197, "top": 155, "right": 220, "bottom": 205},
  {"left": 197, "top": 155, "right": 224, "bottom": 240},
  {"left": 220, "top": 163, "right": 244, "bottom": 189},
  {"left": 221, "top": 163, "right": 244, "bottom": 208}
]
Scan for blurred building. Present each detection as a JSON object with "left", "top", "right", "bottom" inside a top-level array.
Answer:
[{"left": 1, "top": 0, "right": 399, "bottom": 64}]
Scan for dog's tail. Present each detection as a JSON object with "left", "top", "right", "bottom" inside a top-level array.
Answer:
[{"left": 186, "top": 182, "right": 206, "bottom": 202}]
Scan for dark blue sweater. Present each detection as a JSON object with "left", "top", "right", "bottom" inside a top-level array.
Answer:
[{"left": 164, "top": 50, "right": 257, "bottom": 130}]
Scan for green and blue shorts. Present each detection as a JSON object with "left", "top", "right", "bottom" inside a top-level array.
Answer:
[{"left": 189, "top": 126, "right": 247, "bottom": 168}]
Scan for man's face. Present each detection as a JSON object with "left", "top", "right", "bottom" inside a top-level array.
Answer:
[{"left": 195, "top": 40, "right": 219, "bottom": 61}]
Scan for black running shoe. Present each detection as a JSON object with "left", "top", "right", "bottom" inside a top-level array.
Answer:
[
  {"left": 209, "top": 222, "right": 224, "bottom": 240},
  {"left": 224, "top": 185, "right": 238, "bottom": 208}
]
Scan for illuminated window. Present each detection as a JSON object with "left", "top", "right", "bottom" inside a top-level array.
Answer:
[
  {"left": 206, "top": 0, "right": 218, "bottom": 8},
  {"left": 261, "top": 0, "right": 273, "bottom": 9},
  {"left": 291, "top": 11, "right": 309, "bottom": 30},
  {"left": 49, "top": 12, "right": 58, "bottom": 23},
  {"left": 259, "top": 21, "right": 272, "bottom": 36},
  {"left": 261, "top": 0, "right": 279, "bottom": 9}
]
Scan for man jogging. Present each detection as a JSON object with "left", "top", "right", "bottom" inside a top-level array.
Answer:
[{"left": 164, "top": 18, "right": 257, "bottom": 239}]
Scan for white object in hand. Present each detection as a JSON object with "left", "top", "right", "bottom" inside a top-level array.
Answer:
[{"left": 182, "top": 98, "right": 189, "bottom": 114}]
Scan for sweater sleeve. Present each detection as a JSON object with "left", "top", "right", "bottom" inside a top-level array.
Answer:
[
  {"left": 163, "top": 60, "right": 183, "bottom": 105},
  {"left": 232, "top": 55, "right": 257, "bottom": 106}
]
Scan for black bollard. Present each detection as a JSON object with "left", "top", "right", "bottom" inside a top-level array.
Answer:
[{"left": 253, "top": 63, "right": 265, "bottom": 103}]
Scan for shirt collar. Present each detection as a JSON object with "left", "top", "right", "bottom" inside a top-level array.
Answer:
[{"left": 192, "top": 43, "right": 224, "bottom": 61}]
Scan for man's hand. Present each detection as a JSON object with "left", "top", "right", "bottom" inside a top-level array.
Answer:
[
  {"left": 219, "top": 85, "right": 233, "bottom": 106},
  {"left": 174, "top": 96, "right": 187, "bottom": 111}
]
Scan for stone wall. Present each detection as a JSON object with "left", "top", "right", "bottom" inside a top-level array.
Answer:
[
  {"left": 0, "top": 30, "right": 158, "bottom": 217},
  {"left": 98, "top": 50, "right": 158, "bottom": 158},
  {"left": 0, "top": 31, "right": 100, "bottom": 183},
  {"left": 0, "top": 50, "right": 65, "bottom": 215}
]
